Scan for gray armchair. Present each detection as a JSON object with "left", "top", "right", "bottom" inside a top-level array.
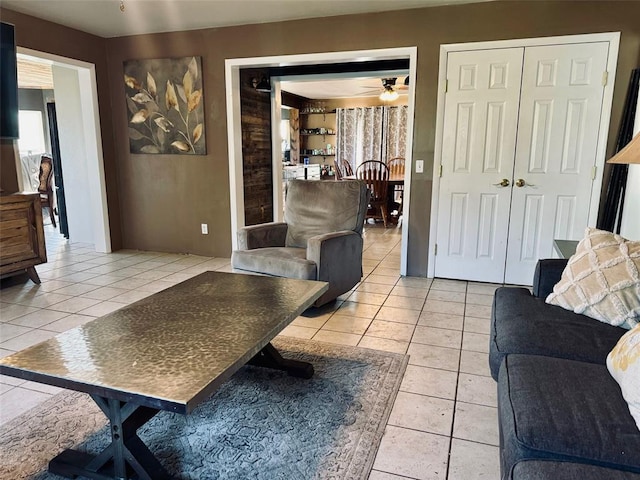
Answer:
[{"left": 231, "top": 179, "right": 368, "bottom": 306}]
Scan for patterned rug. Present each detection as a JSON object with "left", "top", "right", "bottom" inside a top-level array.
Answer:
[{"left": 0, "top": 337, "right": 408, "bottom": 480}]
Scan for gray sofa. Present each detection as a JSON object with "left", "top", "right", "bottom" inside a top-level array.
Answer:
[{"left": 490, "top": 259, "right": 640, "bottom": 480}]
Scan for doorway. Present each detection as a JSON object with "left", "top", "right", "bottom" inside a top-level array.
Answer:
[
  {"left": 429, "top": 33, "right": 620, "bottom": 285},
  {"left": 17, "top": 48, "right": 111, "bottom": 253},
  {"left": 225, "top": 47, "right": 417, "bottom": 276}
]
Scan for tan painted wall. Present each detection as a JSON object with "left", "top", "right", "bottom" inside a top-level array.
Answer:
[{"left": 4, "top": 2, "right": 640, "bottom": 275}]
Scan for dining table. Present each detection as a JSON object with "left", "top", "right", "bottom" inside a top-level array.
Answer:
[{"left": 343, "top": 173, "right": 404, "bottom": 225}]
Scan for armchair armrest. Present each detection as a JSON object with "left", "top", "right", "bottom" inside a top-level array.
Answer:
[
  {"left": 532, "top": 258, "right": 568, "bottom": 298},
  {"left": 307, "top": 231, "right": 363, "bottom": 305},
  {"left": 237, "top": 222, "right": 288, "bottom": 250}
]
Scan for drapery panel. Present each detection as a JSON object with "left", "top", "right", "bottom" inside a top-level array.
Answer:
[{"left": 336, "top": 105, "right": 407, "bottom": 174}]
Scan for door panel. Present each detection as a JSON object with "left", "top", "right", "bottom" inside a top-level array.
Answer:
[
  {"left": 505, "top": 42, "right": 609, "bottom": 284},
  {"left": 435, "top": 48, "right": 524, "bottom": 283}
]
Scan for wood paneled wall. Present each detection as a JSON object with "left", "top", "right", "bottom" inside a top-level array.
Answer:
[{"left": 240, "top": 69, "right": 273, "bottom": 226}]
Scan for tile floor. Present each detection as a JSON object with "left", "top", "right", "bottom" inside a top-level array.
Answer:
[{"left": 0, "top": 223, "right": 501, "bottom": 480}]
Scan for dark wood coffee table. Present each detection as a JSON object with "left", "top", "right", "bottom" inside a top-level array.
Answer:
[{"left": 0, "top": 271, "right": 327, "bottom": 480}]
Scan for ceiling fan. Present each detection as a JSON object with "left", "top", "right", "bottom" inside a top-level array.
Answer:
[{"left": 359, "top": 77, "right": 409, "bottom": 101}]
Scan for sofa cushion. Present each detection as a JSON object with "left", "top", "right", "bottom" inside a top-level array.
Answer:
[
  {"left": 489, "top": 287, "right": 625, "bottom": 380},
  {"left": 510, "top": 460, "right": 640, "bottom": 480},
  {"left": 608, "top": 324, "right": 640, "bottom": 430},
  {"left": 284, "top": 179, "right": 367, "bottom": 248},
  {"left": 546, "top": 228, "right": 640, "bottom": 329},
  {"left": 498, "top": 355, "right": 640, "bottom": 475},
  {"left": 231, "top": 247, "right": 316, "bottom": 280}
]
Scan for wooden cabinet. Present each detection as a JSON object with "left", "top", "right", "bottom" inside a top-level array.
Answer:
[{"left": 0, "top": 192, "right": 47, "bottom": 283}]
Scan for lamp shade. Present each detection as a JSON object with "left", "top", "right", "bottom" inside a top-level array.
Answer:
[{"left": 608, "top": 132, "right": 640, "bottom": 164}]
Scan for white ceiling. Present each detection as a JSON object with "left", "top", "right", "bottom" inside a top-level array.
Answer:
[
  {"left": 2, "top": 0, "right": 489, "bottom": 38},
  {"left": 281, "top": 75, "right": 409, "bottom": 99}
]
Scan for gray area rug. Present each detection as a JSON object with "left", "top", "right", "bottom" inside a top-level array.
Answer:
[{"left": 0, "top": 337, "right": 408, "bottom": 480}]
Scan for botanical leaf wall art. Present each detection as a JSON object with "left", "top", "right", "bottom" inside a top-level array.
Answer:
[{"left": 124, "top": 56, "right": 206, "bottom": 154}]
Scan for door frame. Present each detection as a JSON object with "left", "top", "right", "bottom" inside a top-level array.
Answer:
[
  {"left": 225, "top": 47, "right": 418, "bottom": 275},
  {"left": 428, "top": 32, "right": 620, "bottom": 278}
]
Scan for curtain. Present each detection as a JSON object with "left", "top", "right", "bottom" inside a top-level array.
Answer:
[{"left": 336, "top": 105, "right": 408, "bottom": 173}]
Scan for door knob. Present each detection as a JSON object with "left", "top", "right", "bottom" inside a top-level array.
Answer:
[
  {"left": 493, "top": 178, "right": 510, "bottom": 187},
  {"left": 515, "top": 179, "right": 535, "bottom": 187}
]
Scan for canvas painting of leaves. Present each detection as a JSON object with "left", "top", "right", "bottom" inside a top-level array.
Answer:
[{"left": 124, "top": 56, "right": 206, "bottom": 154}]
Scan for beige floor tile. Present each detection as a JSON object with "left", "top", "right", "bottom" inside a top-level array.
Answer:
[
  {"left": 388, "top": 391, "right": 454, "bottom": 436},
  {"left": 0, "top": 303, "right": 40, "bottom": 322},
  {"left": 373, "top": 426, "right": 449, "bottom": 480},
  {"left": 82, "top": 275, "right": 122, "bottom": 287},
  {"left": 459, "top": 351, "right": 491, "bottom": 377},
  {"left": 464, "top": 304, "right": 492, "bottom": 319},
  {"left": 390, "top": 285, "right": 428, "bottom": 299},
  {"left": 396, "top": 277, "right": 432, "bottom": 289},
  {"left": 364, "top": 274, "right": 398, "bottom": 286},
  {"left": 336, "top": 301, "right": 380, "bottom": 319},
  {"left": 347, "top": 291, "right": 388, "bottom": 306},
  {"left": 412, "top": 326, "right": 462, "bottom": 349},
  {"left": 78, "top": 301, "right": 127, "bottom": 317},
  {"left": 423, "top": 300, "right": 465, "bottom": 316},
  {"left": 447, "top": 438, "right": 500, "bottom": 480},
  {"left": 368, "top": 471, "right": 408, "bottom": 480},
  {"left": 366, "top": 320, "right": 415, "bottom": 342},
  {"left": 453, "top": 402, "right": 499, "bottom": 446},
  {"left": 407, "top": 343, "right": 460, "bottom": 372},
  {"left": 466, "top": 283, "right": 502, "bottom": 295},
  {"left": 132, "top": 270, "right": 173, "bottom": 281},
  {"left": 109, "top": 290, "right": 153, "bottom": 304},
  {"left": 30, "top": 279, "right": 76, "bottom": 293},
  {"left": 400, "top": 365, "right": 458, "bottom": 400},
  {"left": 278, "top": 325, "right": 317, "bottom": 339},
  {"left": 0, "top": 387, "right": 52, "bottom": 426},
  {"left": 0, "top": 323, "right": 32, "bottom": 342},
  {"left": 356, "top": 282, "right": 394, "bottom": 295},
  {"left": 383, "top": 295, "right": 425, "bottom": 311},
  {"left": 322, "top": 315, "right": 372, "bottom": 335},
  {"left": 375, "top": 306, "right": 420, "bottom": 325},
  {"left": 372, "top": 267, "right": 401, "bottom": 277},
  {"left": 465, "top": 293, "right": 494, "bottom": 306},
  {"left": 56, "top": 272, "right": 101, "bottom": 283},
  {"left": 7, "top": 309, "right": 68, "bottom": 328},
  {"left": 43, "top": 314, "right": 96, "bottom": 332},
  {"left": 14, "top": 292, "right": 75, "bottom": 309},
  {"left": 80, "top": 286, "right": 129, "bottom": 301},
  {"left": 108, "top": 278, "right": 151, "bottom": 290},
  {"left": 430, "top": 279, "right": 467, "bottom": 292},
  {"left": 0, "top": 328, "right": 58, "bottom": 352},
  {"left": 463, "top": 317, "right": 490, "bottom": 335},
  {"left": 358, "top": 336, "right": 408, "bottom": 354},
  {"left": 457, "top": 373, "right": 497, "bottom": 407},
  {"left": 312, "top": 329, "right": 361, "bottom": 346},
  {"left": 52, "top": 283, "right": 101, "bottom": 297},
  {"left": 418, "top": 312, "right": 464, "bottom": 331},
  {"left": 427, "top": 290, "right": 465, "bottom": 303},
  {"left": 291, "top": 315, "right": 330, "bottom": 329},
  {"left": 461, "top": 332, "right": 490, "bottom": 353},
  {"left": 48, "top": 297, "right": 102, "bottom": 314},
  {"left": 135, "top": 280, "right": 176, "bottom": 293}
]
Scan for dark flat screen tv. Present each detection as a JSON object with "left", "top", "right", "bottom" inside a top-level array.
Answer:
[{"left": 1, "top": 22, "right": 19, "bottom": 139}]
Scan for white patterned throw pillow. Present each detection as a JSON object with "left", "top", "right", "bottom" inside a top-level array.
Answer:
[
  {"left": 546, "top": 228, "right": 640, "bottom": 329},
  {"left": 607, "top": 324, "right": 640, "bottom": 431}
]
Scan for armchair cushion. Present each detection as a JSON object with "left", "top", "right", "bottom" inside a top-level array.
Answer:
[
  {"left": 284, "top": 179, "right": 368, "bottom": 248},
  {"left": 231, "top": 247, "right": 316, "bottom": 280}
]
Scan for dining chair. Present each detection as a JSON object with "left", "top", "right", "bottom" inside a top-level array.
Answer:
[
  {"left": 387, "top": 157, "right": 405, "bottom": 215},
  {"left": 333, "top": 159, "right": 344, "bottom": 180},
  {"left": 38, "top": 155, "right": 57, "bottom": 228},
  {"left": 356, "top": 160, "right": 390, "bottom": 228},
  {"left": 343, "top": 160, "right": 354, "bottom": 177}
]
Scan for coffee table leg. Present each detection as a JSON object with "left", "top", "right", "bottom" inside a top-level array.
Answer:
[
  {"left": 48, "top": 394, "right": 171, "bottom": 480},
  {"left": 248, "top": 342, "right": 314, "bottom": 379}
]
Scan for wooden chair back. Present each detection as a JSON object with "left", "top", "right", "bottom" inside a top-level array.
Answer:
[
  {"left": 387, "top": 157, "right": 405, "bottom": 179},
  {"left": 38, "top": 155, "right": 57, "bottom": 228},
  {"left": 356, "top": 160, "right": 390, "bottom": 227}
]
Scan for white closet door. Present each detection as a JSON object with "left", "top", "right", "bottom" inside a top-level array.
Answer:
[
  {"left": 505, "top": 42, "right": 610, "bottom": 285},
  {"left": 435, "top": 48, "right": 523, "bottom": 283}
]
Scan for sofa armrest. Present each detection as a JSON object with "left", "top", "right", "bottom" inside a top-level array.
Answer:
[
  {"left": 532, "top": 258, "right": 568, "bottom": 298},
  {"left": 237, "top": 222, "right": 288, "bottom": 250},
  {"left": 306, "top": 231, "right": 363, "bottom": 305}
]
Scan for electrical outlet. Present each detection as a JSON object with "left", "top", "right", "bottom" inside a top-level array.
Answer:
[
  {"left": 416, "top": 160, "right": 424, "bottom": 173},
  {"left": 201, "top": 223, "right": 208, "bottom": 235}
]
